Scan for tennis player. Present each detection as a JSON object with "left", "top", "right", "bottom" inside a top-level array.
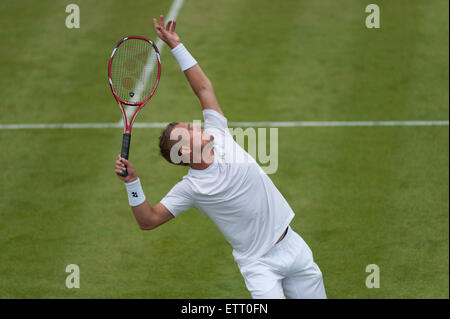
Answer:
[{"left": 114, "top": 15, "right": 326, "bottom": 299}]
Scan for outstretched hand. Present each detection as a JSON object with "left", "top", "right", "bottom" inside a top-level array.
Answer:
[{"left": 153, "top": 15, "right": 180, "bottom": 49}]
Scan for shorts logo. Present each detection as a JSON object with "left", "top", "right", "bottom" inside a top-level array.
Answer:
[{"left": 132, "top": 192, "right": 138, "bottom": 198}]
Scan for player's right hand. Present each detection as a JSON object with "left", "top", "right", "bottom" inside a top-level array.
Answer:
[
  {"left": 153, "top": 15, "right": 180, "bottom": 49},
  {"left": 115, "top": 155, "right": 138, "bottom": 183}
]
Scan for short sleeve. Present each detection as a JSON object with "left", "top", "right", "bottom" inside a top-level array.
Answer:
[
  {"left": 203, "top": 109, "right": 228, "bottom": 131},
  {"left": 160, "top": 180, "right": 194, "bottom": 217}
]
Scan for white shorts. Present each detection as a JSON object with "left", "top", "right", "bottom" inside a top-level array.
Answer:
[{"left": 238, "top": 226, "right": 327, "bottom": 299}]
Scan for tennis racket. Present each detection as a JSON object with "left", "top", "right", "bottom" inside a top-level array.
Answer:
[{"left": 108, "top": 36, "right": 161, "bottom": 176}]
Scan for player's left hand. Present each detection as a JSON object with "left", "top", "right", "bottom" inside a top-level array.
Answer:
[
  {"left": 153, "top": 15, "right": 180, "bottom": 49},
  {"left": 115, "top": 155, "right": 138, "bottom": 183}
]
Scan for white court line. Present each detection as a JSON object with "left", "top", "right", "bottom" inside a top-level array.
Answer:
[
  {"left": 0, "top": 121, "right": 448, "bottom": 130},
  {"left": 231, "top": 120, "right": 450, "bottom": 127},
  {"left": 121, "top": 0, "right": 184, "bottom": 124}
]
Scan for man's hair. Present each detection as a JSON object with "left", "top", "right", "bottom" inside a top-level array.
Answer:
[{"left": 158, "top": 122, "right": 189, "bottom": 166}]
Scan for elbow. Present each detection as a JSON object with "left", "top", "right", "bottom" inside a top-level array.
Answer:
[{"left": 139, "top": 223, "right": 156, "bottom": 231}]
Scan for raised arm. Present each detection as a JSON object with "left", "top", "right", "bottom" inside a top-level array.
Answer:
[{"left": 153, "top": 15, "right": 223, "bottom": 116}]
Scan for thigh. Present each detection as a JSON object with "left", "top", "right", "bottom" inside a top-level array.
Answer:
[
  {"left": 252, "top": 280, "right": 286, "bottom": 299},
  {"left": 281, "top": 229, "right": 327, "bottom": 299},
  {"left": 282, "top": 262, "right": 327, "bottom": 299},
  {"left": 238, "top": 260, "right": 284, "bottom": 298}
]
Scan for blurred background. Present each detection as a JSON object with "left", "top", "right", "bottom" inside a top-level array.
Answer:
[{"left": 0, "top": 0, "right": 448, "bottom": 298}]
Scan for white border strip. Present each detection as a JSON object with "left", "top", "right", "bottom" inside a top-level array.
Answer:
[{"left": 0, "top": 121, "right": 448, "bottom": 130}]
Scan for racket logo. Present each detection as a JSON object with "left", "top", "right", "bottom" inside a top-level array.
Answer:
[
  {"left": 122, "top": 77, "right": 134, "bottom": 90},
  {"left": 122, "top": 51, "right": 150, "bottom": 90}
]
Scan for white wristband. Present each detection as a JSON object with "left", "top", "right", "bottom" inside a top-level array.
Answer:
[
  {"left": 125, "top": 178, "right": 146, "bottom": 207},
  {"left": 171, "top": 43, "right": 198, "bottom": 71}
]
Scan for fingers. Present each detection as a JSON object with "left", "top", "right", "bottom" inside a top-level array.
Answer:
[
  {"left": 153, "top": 18, "right": 159, "bottom": 29},
  {"left": 159, "top": 15, "right": 165, "bottom": 31},
  {"left": 116, "top": 156, "right": 126, "bottom": 172},
  {"left": 115, "top": 164, "right": 125, "bottom": 174},
  {"left": 115, "top": 159, "right": 126, "bottom": 168},
  {"left": 154, "top": 15, "right": 177, "bottom": 42},
  {"left": 115, "top": 155, "right": 137, "bottom": 181},
  {"left": 119, "top": 156, "right": 128, "bottom": 164},
  {"left": 165, "top": 20, "right": 176, "bottom": 32},
  {"left": 153, "top": 18, "right": 164, "bottom": 38},
  {"left": 117, "top": 155, "right": 134, "bottom": 170},
  {"left": 116, "top": 154, "right": 127, "bottom": 165}
]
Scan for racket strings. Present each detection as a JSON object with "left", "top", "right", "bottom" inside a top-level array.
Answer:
[{"left": 110, "top": 38, "right": 159, "bottom": 104}]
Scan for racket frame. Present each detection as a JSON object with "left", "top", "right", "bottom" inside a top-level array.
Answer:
[
  {"left": 108, "top": 36, "right": 161, "bottom": 135},
  {"left": 108, "top": 36, "right": 161, "bottom": 176}
]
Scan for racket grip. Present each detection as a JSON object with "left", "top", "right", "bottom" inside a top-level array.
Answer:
[{"left": 119, "top": 133, "right": 131, "bottom": 177}]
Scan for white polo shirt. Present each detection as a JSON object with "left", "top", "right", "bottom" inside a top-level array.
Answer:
[{"left": 160, "top": 109, "right": 294, "bottom": 266}]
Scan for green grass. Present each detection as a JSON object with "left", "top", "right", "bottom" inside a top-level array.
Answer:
[{"left": 0, "top": 0, "right": 448, "bottom": 298}]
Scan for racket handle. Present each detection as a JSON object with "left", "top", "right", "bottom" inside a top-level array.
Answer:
[{"left": 119, "top": 133, "right": 131, "bottom": 177}]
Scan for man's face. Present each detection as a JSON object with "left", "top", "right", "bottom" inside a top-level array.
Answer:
[{"left": 175, "top": 123, "right": 214, "bottom": 160}]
